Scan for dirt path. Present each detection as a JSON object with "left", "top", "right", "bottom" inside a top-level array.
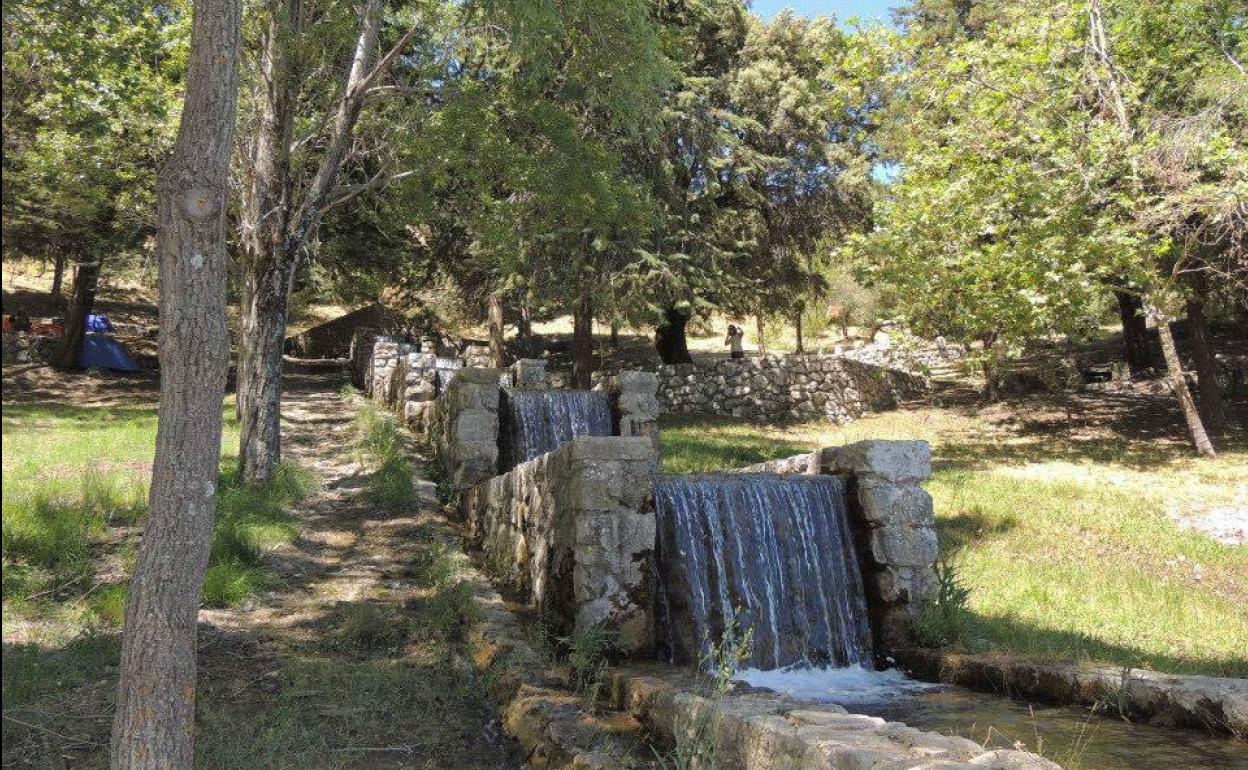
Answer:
[{"left": 195, "top": 365, "right": 522, "bottom": 769}]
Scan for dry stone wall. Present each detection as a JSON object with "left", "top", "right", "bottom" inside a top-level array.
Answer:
[
  {"left": 646, "top": 354, "right": 927, "bottom": 423},
  {"left": 460, "top": 436, "right": 659, "bottom": 653}
]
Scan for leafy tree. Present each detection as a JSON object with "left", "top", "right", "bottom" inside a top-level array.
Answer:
[{"left": 2, "top": 0, "right": 187, "bottom": 364}]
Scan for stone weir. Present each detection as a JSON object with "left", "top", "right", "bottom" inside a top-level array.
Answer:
[{"left": 653, "top": 473, "right": 873, "bottom": 671}]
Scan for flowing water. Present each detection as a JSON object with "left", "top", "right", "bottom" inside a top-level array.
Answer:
[
  {"left": 737, "top": 665, "right": 1248, "bottom": 769},
  {"left": 498, "top": 389, "right": 614, "bottom": 470},
  {"left": 652, "top": 473, "right": 872, "bottom": 670},
  {"left": 433, "top": 357, "right": 462, "bottom": 393}
]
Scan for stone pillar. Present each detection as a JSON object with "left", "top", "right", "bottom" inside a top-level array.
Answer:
[
  {"left": 822, "top": 440, "right": 938, "bottom": 655},
  {"left": 566, "top": 437, "right": 658, "bottom": 654},
  {"left": 601, "top": 370, "right": 661, "bottom": 452},
  {"left": 435, "top": 367, "right": 502, "bottom": 490},
  {"left": 399, "top": 352, "right": 438, "bottom": 427},
  {"left": 508, "top": 358, "right": 548, "bottom": 390}
]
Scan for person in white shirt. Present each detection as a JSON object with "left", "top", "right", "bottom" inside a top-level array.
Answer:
[{"left": 724, "top": 324, "right": 745, "bottom": 359}]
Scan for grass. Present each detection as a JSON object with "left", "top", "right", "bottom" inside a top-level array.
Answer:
[
  {"left": 351, "top": 400, "right": 416, "bottom": 511},
  {"left": 658, "top": 403, "right": 1248, "bottom": 678},
  {"left": 2, "top": 395, "right": 315, "bottom": 670}
]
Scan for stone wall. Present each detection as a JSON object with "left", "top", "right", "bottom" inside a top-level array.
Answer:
[
  {"left": 460, "top": 436, "right": 658, "bottom": 653},
  {"left": 732, "top": 441, "right": 938, "bottom": 656},
  {"left": 426, "top": 367, "right": 503, "bottom": 491},
  {"left": 642, "top": 354, "right": 927, "bottom": 423},
  {"left": 595, "top": 370, "right": 662, "bottom": 452}
]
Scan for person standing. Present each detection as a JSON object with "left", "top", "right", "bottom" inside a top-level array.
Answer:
[{"left": 724, "top": 324, "right": 745, "bottom": 359}]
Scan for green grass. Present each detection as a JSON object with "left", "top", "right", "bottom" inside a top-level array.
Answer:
[
  {"left": 659, "top": 408, "right": 1248, "bottom": 678},
  {"left": 351, "top": 401, "right": 416, "bottom": 511},
  {"left": 2, "top": 397, "right": 316, "bottom": 627}
]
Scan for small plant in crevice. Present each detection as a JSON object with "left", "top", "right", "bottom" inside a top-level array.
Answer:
[
  {"left": 559, "top": 623, "right": 619, "bottom": 711},
  {"left": 916, "top": 558, "right": 972, "bottom": 647},
  {"left": 654, "top": 612, "right": 753, "bottom": 770}
]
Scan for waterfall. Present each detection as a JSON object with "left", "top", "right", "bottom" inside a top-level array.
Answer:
[
  {"left": 498, "top": 389, "right": 614, "bottom": 470},
  {"left": 433, "top": 357, "right": 463, "bottom": 393},
  {"left": 653, "top": 473, "right": 872, "bottom": 671}
]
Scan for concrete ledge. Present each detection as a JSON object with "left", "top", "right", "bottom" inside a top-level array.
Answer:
[
  {"left": 609, "top": 664, "right": 1060, "bottom": 770},
  {"left": 896, "top": 648, "right": 1248, "bottom": 737}
]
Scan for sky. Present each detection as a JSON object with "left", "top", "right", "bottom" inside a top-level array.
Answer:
[{"left": 750, "top": 0, "right": 896, "bottom": 26}]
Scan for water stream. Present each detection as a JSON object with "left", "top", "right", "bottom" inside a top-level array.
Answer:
[
  {"left": 497, "top": 389, "right": 614, "bottom": 470},
  {"left": 737, "top": 665, "right": 1247, "bottom": 769},
  {"left": 653, "top": 473, "right": 872, "bottom": 670}
]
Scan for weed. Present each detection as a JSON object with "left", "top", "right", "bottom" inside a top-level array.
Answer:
[
  {"left": 409, "top": 581, "right": 477, "bottom": 642},
  {"left": 559, "top": 623, "right": 619, "bottom": 709},
  {"left": 653, "top": 614, "right": 753, "bottom": 770},
  {"left": 202, "top": 562, "right": 270, "bottom": 608},
  {"left": 916, "top": 558, "right": 972, "bottom": 646}
]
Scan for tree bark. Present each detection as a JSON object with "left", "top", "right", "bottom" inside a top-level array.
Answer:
[
  {"left": 1113, "top": 288, "right": 1151, "bottom": 376},
  {"left": 1186, "top": 290, "right": 1225, "bottom": 434},
  {"left": 237, "top": 261, "right": 293, "bottom": 486},
  {"left": 793, "top": 307, "right": 804, "bottom": 354},
  {"left": 51, "top": 253, "right": 66, "bottom": 297},
  {"left": 609, "top": 320, "right": 620, "bottom": 351},
  {"left": 572, "top": 294, "right": 594, "bottom": 388},
  {"left": 109, "top": 0, "right": 240, "bottom": 765},
  {"left": 755, "top": 314, "right": 766, "bottom": 356},
  {"left": 517, "top": 304, "right": 533, "bottom": 355},
  {"left": 488, "top": 292, "right": 506, "bottom": 368},
  {"left": 56, "top": 257, "right": 100, "bottom": 369},
  {"left": 1151, "top": 305, "right": 1216, "bottom": 456},
  {"left": 654, "top": 306, "right": 693, "bottom": 364}
]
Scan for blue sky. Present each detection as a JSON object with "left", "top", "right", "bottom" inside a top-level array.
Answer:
[{"left": 751, "top": 0, "right": 896, "bottom": 26}]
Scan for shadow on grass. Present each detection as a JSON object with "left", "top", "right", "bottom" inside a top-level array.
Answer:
[
  {"left": 2, "top": 632, "right": 121, "bottom": 765},
  {"left": 928, "top": 388, "right": 1247, "bottom": 472},
  {"left": 947, "top": 610, "right": 1248, "bottom": 680}
]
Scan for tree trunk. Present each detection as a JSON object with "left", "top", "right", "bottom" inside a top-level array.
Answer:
[
  {"left": 517, "top": 304, "right": 533, "bottom": 355},
  {"left": 237, "top": 257, "right": 295, "bottom": 486},
  {"left": 1151, "top": 305, "right": 1216, "bottom": 456},
  {"left": 51, "top": 253, "right": 66, "bottom": 297},
  {"left": 109, "top": 0, "right": 240, "bottom": 765},
  {"left": 572, "top": 294, "right": 594, "bottom": 388},
  {"left": 609, "top": 321, "right": 620, "bottom": 351},
  {"left": 793, "top": 308, "right": 804, "bottom": 354},
  {"left": 488, "top": 293, "right": 506, "bottom": 368},
  {"left": 755, "top": 314, "right": 766, "bottom": 356},
  {"left": 1113, "top": 288, "right": 1151, "bottom": 376},
  {"left": 654, "top": 306, "right": 692, "bottom": 364},
  {"left": 236, "top": 0, "right": 405, "bottom": 485},
  {"left": 56, "top": 258, "right": 100, "bottom": 369},
  {"left": 1186, "top": 291, "right": 1225, "bottom": 434}
]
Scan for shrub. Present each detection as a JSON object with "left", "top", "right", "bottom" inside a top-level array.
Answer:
[
  {"left": 916, "top": 558, "right": 973, "bottom": 647},
  {"left": 559, "top": 623, "right": 619, "bottom": 708}
]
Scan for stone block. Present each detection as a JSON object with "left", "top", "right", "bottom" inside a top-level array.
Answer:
[
  {"left": 455, "top": 366, "right": 503, "bottom": 385},
  {"left": 869, "top": 525, "right": 939, "bottom": 568},
  {"left": 856, "top": 479, "right": 935, "bottom": 528},
  {"left": 822, "top": 440, "right": 931, "bottom": 483},
  {"left": 616, "top": 370, "right": 659, "bottom": 395},
  {"left": 566, "top": 436, "right": 656, "bottom": 463},
  {"left": 510, "top": 358, "right": 548, "bottom": 389}
]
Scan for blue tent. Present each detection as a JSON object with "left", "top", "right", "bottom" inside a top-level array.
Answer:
[{"left": 80, "top": 314, "right": 140, "bottom": 372}]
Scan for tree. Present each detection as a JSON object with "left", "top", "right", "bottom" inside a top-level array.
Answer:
[
  {"left": 2, "top": 0, "right": 185, "bottom": 365},
  {"left": 109, "top": 0, "right": 240, "bottom": 765},
  {"left": 854, "top": 0, "right": 1241, "bottom": 453},
  {"left": 236, "top": 0, "right": 425, "bottom": 485}
]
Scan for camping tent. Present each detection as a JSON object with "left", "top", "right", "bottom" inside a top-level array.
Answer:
[{"left": 80, "top": 314, "right": 140, "bottom": 372}]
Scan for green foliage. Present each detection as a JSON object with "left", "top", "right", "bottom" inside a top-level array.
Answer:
[
  {"left": 2, "top": 0, "right": 187, "bottom": 269},
  {"left": 916, "top": 559, "right": 973, "bottom": 647}
]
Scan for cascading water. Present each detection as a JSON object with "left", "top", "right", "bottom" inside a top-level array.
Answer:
[
  {"left": 653, "top": 473, "right": 872, "bottom": 671},
  {"left": 433, "top": 357, "right": 463, "bottom": 394},
  {"left": 498, "top": 389, "right": 614, "bottom": 470}
]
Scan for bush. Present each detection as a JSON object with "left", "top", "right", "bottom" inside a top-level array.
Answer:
[{"left": 559, "top": 623, "right": 619, "bottom": 708}]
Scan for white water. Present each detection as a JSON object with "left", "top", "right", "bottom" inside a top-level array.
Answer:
[{"left": 735, "top": 664, "right": 940, "bottom": 703}]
